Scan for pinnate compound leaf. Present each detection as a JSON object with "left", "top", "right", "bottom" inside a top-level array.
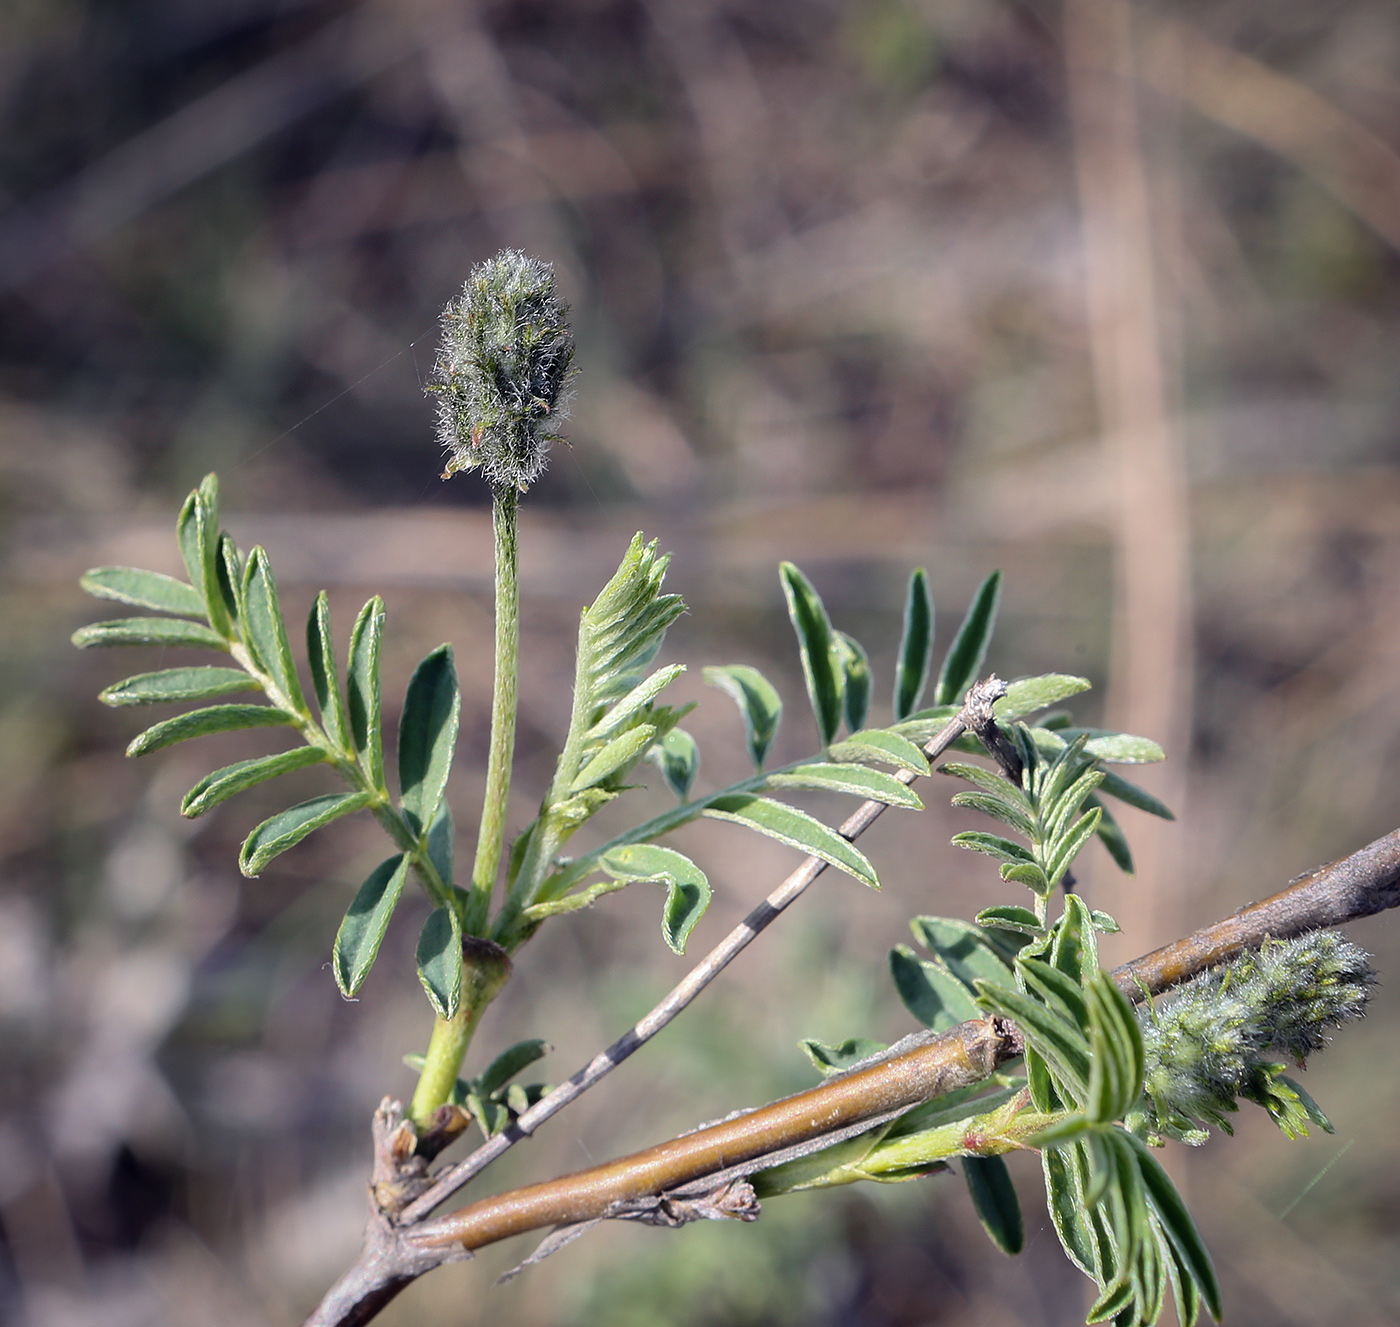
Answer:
[
  {"left": 347, "top": 597, "right": 386, "bottom": 791},
  {"left": 835, "top": 632, "right": 871, "bottom": 734},
  {"left": 894, "top": 567, "right": 934, "bottom": 720},
  {"left": 415, "top": 905, "right": 463, "bottom": 1018},
  {"left": 703, "top": 793, "right": 877, "bottom": 888},
  {"left": 181, "top": 747, "right": 328, "bottom": 817},
  {"left": 100, "top": 666, "right": 258, "bottom": 706},
  {"left": 963, "top": 1155, "right": 1024, "bottom": 1255},
  {"left": 307, "top": 592, "right": 350, "bottom": 750},
  {"left": 828, "top": 729, "right": 929, "bottom": 775},
  {"left": 80, "top": 567, "right": 204, "bottom": 617},
  {"left": 241, "top": 547, "right": 305, "bottom": 712},
  {"left": 993, "top": 673, "right": 1091, "bottom": 721},
  {"left": 127, "top": 704, "right": 296, "bottom": 757},
  {"left": 799, "top": 1037, "right": 888, "bottom": 1075},
  {"left": 891, "top": 945, "right": 981, "bottom": 1030},
  {"left": 779, "top": 563, "right": 844, "bottom": 745},
  {"left": 73, "top": 617, "right": 227, "bottom": 651},
  {"left": 239, "top": 791, "right": 372, "bottom": 876},
  {"left": 934, "top": 570, "right": 1001, "bottom": 706},
  {"left": 704, "top": 664, "right": 783, "bottom": 769},
  {"left": 570, "top": 724, "right": 655, "bottom": 793},
  {"left": 599, "top": 844, "right": 710, "bottom": 953},
  {"left": 649, "top": 727, "right": 700, "bottom": 800},
  {"left": 766, "top": 762, "right": 921, "bottom": 809},
  {"left": 333, "top": 854, "right": 410, "bottom": 997},
  {"left": 398, "top": 645, "right": 460, "bottom": 834}
]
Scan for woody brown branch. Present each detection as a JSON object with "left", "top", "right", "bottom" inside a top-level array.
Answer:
[{"left": 408, "top": 825, "right": 1400, "bottom": 1256}]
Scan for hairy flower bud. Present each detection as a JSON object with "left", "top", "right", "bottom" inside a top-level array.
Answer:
[
  {"left": 432, "top": 250, "right": 575, "bottom": 490},
  {"left": 1131, "top": 931, "right": 1374, "bottom": 1145}
]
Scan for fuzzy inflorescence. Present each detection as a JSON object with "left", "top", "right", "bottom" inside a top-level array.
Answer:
[
  {"left": 432, "top": 250, "right": 575, "bottom": 491},
  {"left": 1130, "top": 931, "right": 1375, "bottom": 1145}
]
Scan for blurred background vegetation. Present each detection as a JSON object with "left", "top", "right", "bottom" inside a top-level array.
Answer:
[{"left": 2, "top": 0, "right": 1400, "bottom": 1322}]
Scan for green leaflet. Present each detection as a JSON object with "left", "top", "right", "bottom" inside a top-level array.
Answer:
[
  {"left": 80, "top": 567, "right": 204, "bottom": 617},
  {"left": 1060, "top": 728, "right": 1166, "bottom": 764},
  {"left": 398, "top": 645, "right": 460, "bottom": 835},
  {"left": 99, "top": 666, "right": 259, "bottom": 706},
  {"left": 1085, "top": 973, "right": 1145, "bottom": 1125},
  {"left": 950, "top": 830, "right": 1036, "bottom": 866},
  {"left": 1046, "top": 807, "right": 1102, "bottom": 889},
  {"left": 570, "top": 724, "right": 655, "bottom": 793},
  {"left": 649, "top": 727, "right": 700, "bottom": 800},
  {"left": 181, "top": 747, "right": 329, "bottom": 817},
  {"left": 835, "top": 632, "right": 871, "bottom": 734},
  {"left": 993, "top": 673, "right": 1091, "bottom": 721},
  {"left": 72, "top": 617, "right": 227, "bottom": 650},
  {"left": 974, "top": 905, "right": 1044, "bottom": 936},
  {"left": 241, "top": 547, "right": 306, "bottom": 713},
  {"left": 978, "top": 978, "right": 1090, "bottom": 1104},
  {"left": 477, "top": 1039, "right": 550, "bottom": 1096},
  {"left": 126, "top": 704, "right": 297, "bottom": 757},
  {"left": 894, "top": 567, "right": 933, "bottom": 721},
  {"left": 890, "top": 945, "right": 981, "bottom": 1031},
  {"left": 950, "top": 789, "right": 1036, "bottom": 838},
  {"left": 934, "top": 570, "right": 1001, "bottom": 706},
  {"left": 177, "top": 474, "right": 230, "bottom": 638},
  {"left": 765, "top": 762, "right": 922, "bottom": 809},
  {"left": 963, "top": 1155, "right": 1024, "bottom": 1255},
  {"left": 239, "top": 791, "right": 373, "bottom": 876},
  {"left": 703, "top": 793, "right": 878, "bottom": 888},
  {"left": 347, "top": 597, "right": 386, "bottom": 792},
  {"left": 426, "top": 800, "right": 454, "bottom": 888},
  {"left": 1126, "top": 1133, "right": 1221, "bottom": 1321},
  {"left": 216, "top": 534, "right": 244, "bottom": 628},
  {"left": 333, "top": 854, "right": 411, "bottom": 997},
  {"left": 1098, "top": 769, "right": 1175, "bottom": 820},
  {"left": 704, "top": 664, "right": 783, "bottom": 770},
  {"left": 909, "top": 917, "right": 1019, "bottom": 992},
  {"left": 598, "top": 844, "right": 711, "bottom": 953},
  {"left": 1091, "top": 796, "right": 1135, "bottom": 873},
  {"left": 799, "top": 1037, "right": 888, "bottom": 1075},
  {"left": 416, "top": 905, "right": 464, "bottom": 1018},
  {"left": 828, "top": 729, "right": 929, "bottom": 775},
  {"left": 779, "top": 562, "right": 844, "bottom": 746},
  {"left": 587, "top": 664, "right": 685, "bottom": 742},
  {"left": 307, "top": 591, "right": 350, "bottom": 752}
]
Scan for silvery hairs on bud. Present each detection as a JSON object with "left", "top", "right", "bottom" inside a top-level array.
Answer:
[{"left": 432, "top": 250, "right": 576, "bottom": 491}]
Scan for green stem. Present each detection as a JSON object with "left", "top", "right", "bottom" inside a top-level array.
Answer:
[
  {"left": 409, "top": 939, "right": 512, "bottom": 1129},
  {"left": 465, "top": 486, "right": 521, "bottom": 935}
]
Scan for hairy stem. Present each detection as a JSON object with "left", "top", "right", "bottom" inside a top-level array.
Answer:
[{"left": 467, "top": 485, "right": 521, "bottom": 935}]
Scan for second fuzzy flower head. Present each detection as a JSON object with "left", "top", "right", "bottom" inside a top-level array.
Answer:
[{"left": 432, "top": 250, "right": 576, "bottom": 491}]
